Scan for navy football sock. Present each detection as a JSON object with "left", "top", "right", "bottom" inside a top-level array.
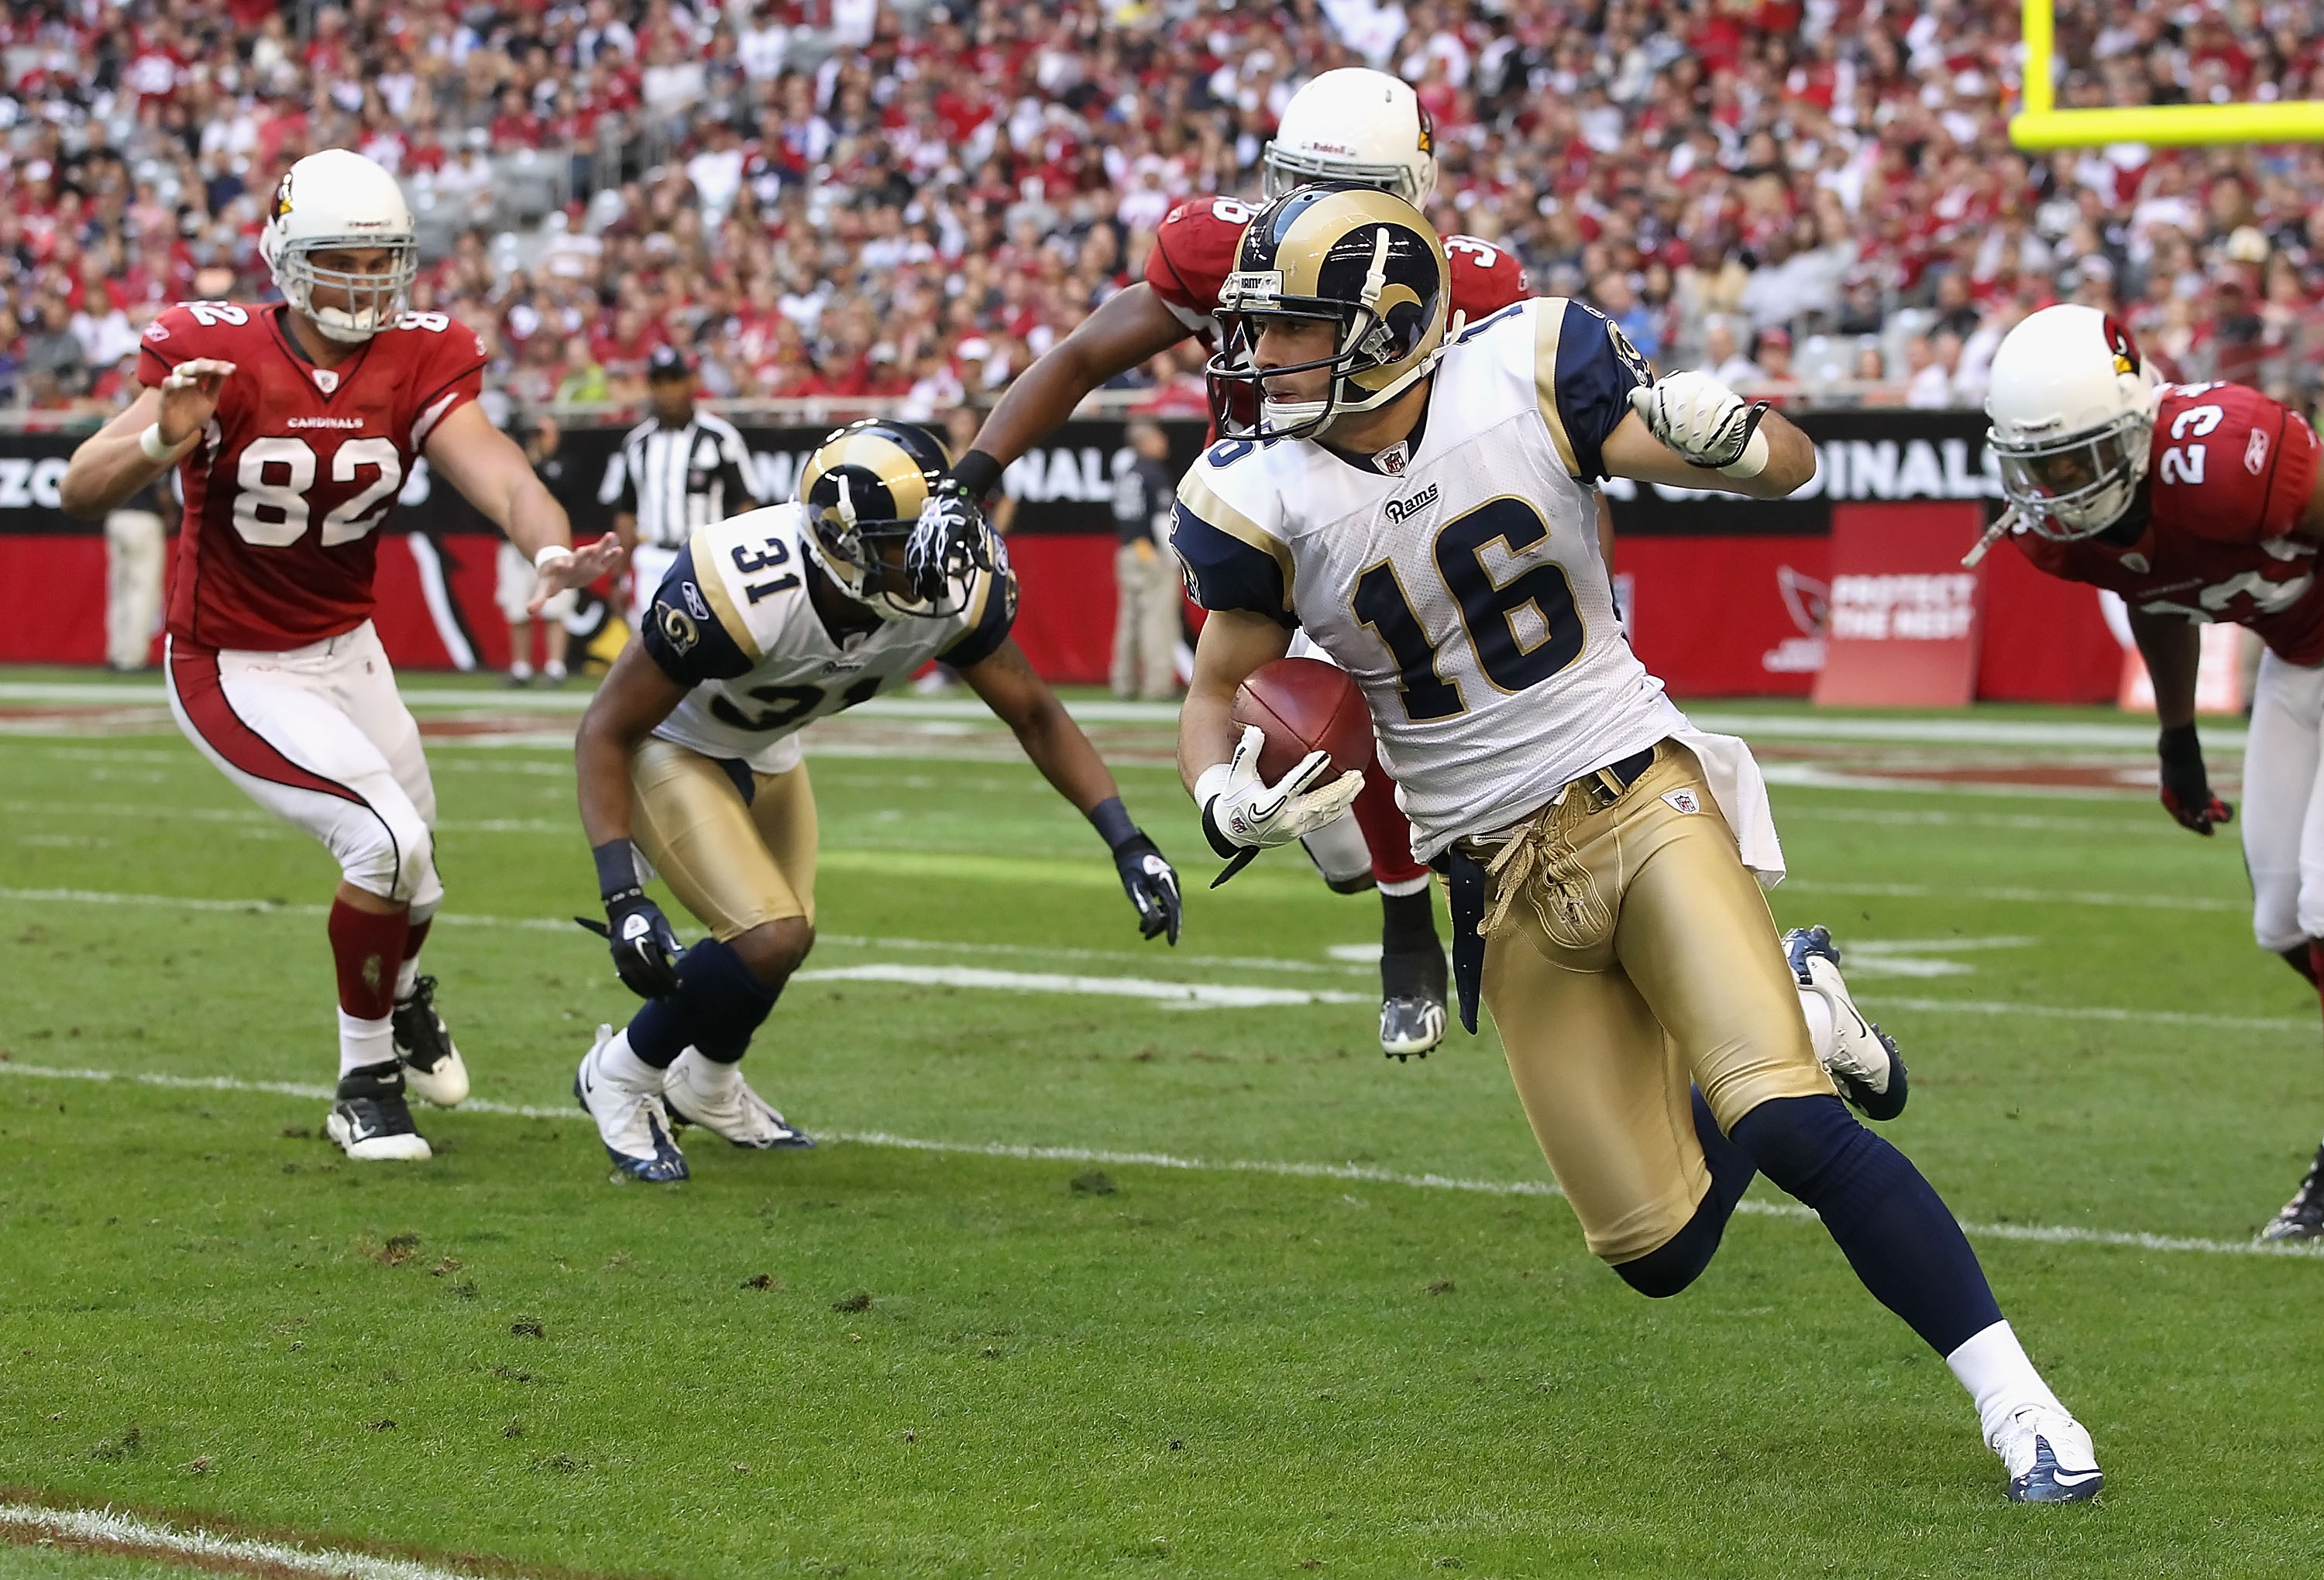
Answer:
[
  {"left": 681, "top": 937, "right": 784, "bottom": 1063},
  {"left": 624, "top": 939, "right": 784, "bottom": 1068},
  {"left": 1732, "top": 1094, "right": 2003, "bottom": 1355},
  {"left": 1615, "top": 1087, "right": 1760, "bottom": 1298}
]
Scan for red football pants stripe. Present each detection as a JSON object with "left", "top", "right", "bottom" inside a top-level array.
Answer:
[{"left": 169, "top": 644, "right": 366, "bottom": 805}]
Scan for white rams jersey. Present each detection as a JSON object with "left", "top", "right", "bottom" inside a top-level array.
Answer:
[
  {"left": 1173, "top": 297, "right": 1686, "bottom": 858},
  {"left": 639, "top": 503, "right": 1017, "bottom": 775}
]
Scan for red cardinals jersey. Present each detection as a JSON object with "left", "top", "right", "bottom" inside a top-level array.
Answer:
[
  {"left": 1142, "top": 194, "right": 1528, "bottom": 345},
  {"left": 2015, "top": 381, "right": 2324, "bottom": 661},
  {"left": 139, "top": 301, "right": 487, "bottom": 651}
]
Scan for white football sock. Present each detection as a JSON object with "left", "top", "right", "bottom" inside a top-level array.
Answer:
[
  {"left": 599, "top": 1026, "right": 668, "bottom": 1091},
  {"left": 1797, "top": 988, "right": 1836, "bottom": 1062},
  {"left": 510, "top": 661, "right": 534, "bottom": 681},
  {"left": 394, "top": 955, "right": 421, "bottom": 1001},
  {"left": 682, "top": 1049, "right": 740, "bottom": 1094},
  {"left": 1945, "top": 1320, "right": 2068, "bottom": 1447},
  {"left": 544, "top": 660, "right": 568, "bottom": 681},
  {"left": 339, "top": 1011, "right": 394, "bottom": 1077}
]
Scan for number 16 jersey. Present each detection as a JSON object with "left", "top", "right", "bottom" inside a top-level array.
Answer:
[
  {"left": 139, "top": 301, "right": 487, "bottom": 652},
  {"left": 1172, "top": 297, "right": 1684, "bottom": 859}
]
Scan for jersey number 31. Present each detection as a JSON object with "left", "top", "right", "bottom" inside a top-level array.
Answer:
[{"left": 1353, "top": 496, "right": 1584, "bottom": 721}]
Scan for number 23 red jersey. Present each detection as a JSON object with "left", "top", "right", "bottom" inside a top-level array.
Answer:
[
  {"left": 1143, "top": 194, "right": 1528, "bottom": 345},
  {"left": 2013, "top": 382, "right": 2324, "bottom": 661},
  {"left": 139, "top": 301, "right": 487, "bottom": 651}
]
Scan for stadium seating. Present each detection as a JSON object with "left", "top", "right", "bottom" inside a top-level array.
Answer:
[{"left": 2, "top": 0, "right": 2322, "bottom": 417}]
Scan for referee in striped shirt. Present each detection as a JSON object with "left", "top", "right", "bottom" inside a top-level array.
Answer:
[{"left": 600, "top": 345, "right": 768, "bottom": 628}]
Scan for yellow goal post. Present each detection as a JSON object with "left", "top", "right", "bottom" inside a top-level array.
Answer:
[{"left": 2009, "top": 0, "right": 2324, "bottom": 149}]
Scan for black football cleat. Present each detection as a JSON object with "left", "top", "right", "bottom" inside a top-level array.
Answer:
[
  {"left": 2260, "top": 1142, "right": 2324, "bottom": 1243},
  {"left": 390, "top": 974, "right": 469, "bottom": 1107},
  {"left": 1380, "top": 946, "right": 1449, "bottom": 1061},
  {"left": 326, "top": 1061, "right": 432, "bottom": 1161}
]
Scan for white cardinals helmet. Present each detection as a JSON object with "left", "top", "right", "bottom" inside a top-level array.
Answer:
[
  {"left": 1985, "top": 303, "right": 2159, "bottom": 540},
  {"left": 1263, "top": 68, "right": 1439, "bottom": 207},
  {"left": 260, "top": 149, "right": 418, "bottom": 344}
]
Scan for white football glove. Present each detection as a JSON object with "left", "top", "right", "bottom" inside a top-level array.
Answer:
[
  {"left": 1628, "top": 370, "right": 1771, "bottom": 476},
  {"left": 1198, "top": 724, "right": 1366, "bottom": 852}
]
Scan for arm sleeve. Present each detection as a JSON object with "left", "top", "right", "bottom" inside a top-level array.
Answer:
[
  {"left": 1171, "top": 463, "right": 1296, "bottom": 629},
  {"left": 136, "top": 305, "right": 199, "bottom": 387},
  {"left": 1535, "top": 298, "right": 1655, "bottom": 482},
  {"left": 938, "top": 532, "right": 1020, "bottom": 668},
  {"left": 637, "top": 544, "right": 755, "bottom": 685},
  {"left": 2168, "top": 389, "right": 2323, "bottom": 544},
  {"left": 1143, "top": 198, "right": 1243, "bottom": 332},
  {"left": 1446, "top": 236, "right": 1530, "bottom": 318},
  {"left": 408, "top": 322, "right": 490, "bottom": 448}
]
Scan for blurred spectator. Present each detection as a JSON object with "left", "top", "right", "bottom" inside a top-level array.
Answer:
[
  {"left": 1697, "top": 319, "right": 1761, "bottom": 386},
  {"left": 10, "top": 0, "right": 2324, "bottom": 421},
  {"left": 1906, "top": 332, "right": 1968, "bottom": 409}
]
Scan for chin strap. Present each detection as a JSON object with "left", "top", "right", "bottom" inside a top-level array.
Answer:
[{"left": 1961, "top": 505, "right": 2025, "bottom": 568}]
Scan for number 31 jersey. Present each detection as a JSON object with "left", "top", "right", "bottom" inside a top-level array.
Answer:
[
  {"left": 639, "top": 504, "right": 1018, "bottom": 775},
  {"left": 139, "top": 301, "right": 486, "bottom": 651},
  {"left": 1172, "top": 297, "right": 1683, "bottom": 858}
]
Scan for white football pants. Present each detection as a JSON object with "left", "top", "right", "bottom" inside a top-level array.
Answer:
[
  {"left": 627, "top": 542, "right": 682, "bottom": 631},
  {"left": 2242, "top": 648, "right": 2324, "bottom": 952},
  {"left": 164, "top": 622, "right": 442, "bottom": 911}
]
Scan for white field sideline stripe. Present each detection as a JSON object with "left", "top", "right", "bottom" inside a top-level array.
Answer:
[
  {"left": 0, "top": 1060, "right": 2314, "bottom": 1262},
  {"left": 0, "top": 1499, "right": 481, "bottom": 1579},
  {"left": 0, "top": 886, "right": 2292, "bottom": 1029},
  {"left": 0, "top": 886, "right": 1361, "bottom": 981},
  {"left": 1861, "top": 995, "right": 2309, "bottom": 1034},
  {"left": 1784, "top": 878, "right": 2245, "bottom": 912},
  {"left": 791, "top": 962, "right": 1367, "bottom": 1008}
]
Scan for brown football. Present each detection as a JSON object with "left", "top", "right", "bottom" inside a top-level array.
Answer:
[{"left": 1230, "top": 657, "right": 1374, "bottom": 786}]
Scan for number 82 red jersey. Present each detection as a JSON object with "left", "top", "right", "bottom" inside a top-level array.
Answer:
[{"left": 139, "top": 301, "right": 487, "bottom": 652}]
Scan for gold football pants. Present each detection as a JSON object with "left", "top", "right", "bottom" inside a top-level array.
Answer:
[
  {"left": 1473, "top": 744, "right": 1834, "bottom": 1265},
  {"left": 627, "top": 738, "right": 818, "bottom": 939}
]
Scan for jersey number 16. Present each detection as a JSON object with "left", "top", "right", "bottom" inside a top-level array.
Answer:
[{"left": 1353, "top": 496, "right": 1587, "bottom": 722}]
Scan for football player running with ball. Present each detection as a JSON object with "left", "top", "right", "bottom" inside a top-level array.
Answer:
[
  {"left": 60, "top": 149, "right": 622, "bottom": 1162},
  {"left": 571, "top": 420, "right": 1182, "bottom": 1183},
  {"left": 943, "top": 68, "right": 1528, "bottom": 1060},
  {"left": 1986, "top": 304, "right": 2324, "bottom": 1241},
  {"left": 1172, "top": 186, "right": 2102, "bottom": 1502}
]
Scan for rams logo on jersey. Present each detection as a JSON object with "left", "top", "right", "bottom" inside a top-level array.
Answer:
[{"left": 658, "top": 602, "right": 700, "bottom": 655}]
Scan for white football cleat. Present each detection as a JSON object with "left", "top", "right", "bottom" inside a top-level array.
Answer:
[
  {"left": 662, "top": 1048, "right": 814, "bottom": 1149},
  {"left": 390, "top": 974, "right": 469, "bottom": 1108},
  {"left": 572, "top": 1025, "right": 688, "bottom": 1183},
  {"left": 1992, "top": 1404, "right": 2104, "bottom": 1503},
  {"left": 1783, "top": 926, "right": 1908, "bottom": 1121}
]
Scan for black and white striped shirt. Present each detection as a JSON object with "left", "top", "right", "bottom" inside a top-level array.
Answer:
[{"left": 598, "top": 410, "right": 767, "bottom": 548}]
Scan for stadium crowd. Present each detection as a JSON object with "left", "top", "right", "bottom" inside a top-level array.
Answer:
[{"left": 4, "top": 0, "right": 2324, "bottom": 421}]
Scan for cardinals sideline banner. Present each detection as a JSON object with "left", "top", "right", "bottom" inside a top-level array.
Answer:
[{"left": 0, "top": 410, "right": 2122, "bottom": 699}]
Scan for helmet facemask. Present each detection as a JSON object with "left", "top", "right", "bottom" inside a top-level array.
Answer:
[
  {"left": 1261, "top": 146, "right": 1428, "bottom": 205},
  {"left": 800, "top": 472, "right": 974, "bottom": 622},
  {"left": 267, "top": 235, "right": 418, "bottom": 344},
  {"left": 1989, "top": 407, "right": 2153, "bottom": 541}
]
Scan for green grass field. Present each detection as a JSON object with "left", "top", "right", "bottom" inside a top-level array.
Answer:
[{"left": 1, "top": 671, "right": 2320, "bottom": 1578}]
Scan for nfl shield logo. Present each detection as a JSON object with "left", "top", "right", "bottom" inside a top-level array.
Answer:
[
  {"left": 1662, "top": 789, "right": 1701, "bottom": 816},
  {"left": 311, "top": 368, "right": 339, "bottom": 394}
]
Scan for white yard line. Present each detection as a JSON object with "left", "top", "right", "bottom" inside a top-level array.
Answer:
[
  {"left": 1785, "top": 878, "right": 2246, "bottom": 912},
  {"left": 793, "top": 962, "right": 1368, "bottom": 1008},
  {"left": 0, "top": 1499, "right": 483, "bottom": 1579},
  {"left": 0, "top": 885, "right": 2285, "bottom": 1024},
  {"left": 0, "top": 1060, "right": 2312, "bottom": 1262}
]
